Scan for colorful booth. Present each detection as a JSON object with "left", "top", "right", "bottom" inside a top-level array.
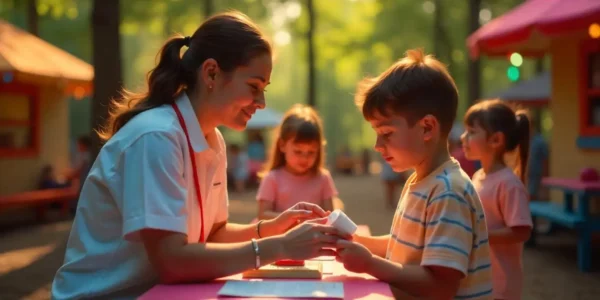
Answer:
[
  {"left": 0, "top": 19, "right": 93, "bottom": 196},
  {"left": 468, "top": 0, "right": 600, "bottom": 272}
]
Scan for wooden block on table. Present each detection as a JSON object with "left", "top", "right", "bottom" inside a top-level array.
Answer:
[{"left": 242, "top": 261, "right": 323, "bottom": 279}]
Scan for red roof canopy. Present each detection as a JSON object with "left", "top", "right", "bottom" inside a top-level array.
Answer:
[
  {"left": 0, "top": 19, "right": 93, "bottom": 96},
  {"left": 467, "top": 0, "right": 600, "bottom": 58}
]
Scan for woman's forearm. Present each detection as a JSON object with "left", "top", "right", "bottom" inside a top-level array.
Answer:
[
  {"left": 208, "top": 222, "right": 258, "bottom": 243},
  {"left": 160, "top": 236, "right": 283, "bottom": 283},
  {"left": 208, "top": 221, "right": 281, "bottom": 243}
]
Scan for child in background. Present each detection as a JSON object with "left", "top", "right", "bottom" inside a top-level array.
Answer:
[
  {"left": 256, "top": 104, "right": 341, "bottom": 220},
  {"left": 462, "top": 99, "right": 533, "bottom": 300},
  {"left": 450, "top": 123, "right": 478, "bottom": 177},
  {"left": 334, "top": 49, "right": 492, "bottom": 299},
  {"left": 66, "top": 136, "right": 92, "bottom": 188},
  {"left": 379, "top": 158, "right": 404, "bottom": 209},
  {"left": 65, "top": 135, "right": 92, "bottom": 214},
  {"left": 247, "top": 131, "right": 267, "bottom": 184},
  {"left": 527, "top": 120, "right": 549, "bottom": 201},
  {"left": 229, "top": 144, "right": 250, "bottom": 192},
  {"left": 39, "top": 165, "right": 69, "bottom": 190}
]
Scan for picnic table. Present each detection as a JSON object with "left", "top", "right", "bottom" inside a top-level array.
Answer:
[
  {"left": 529, "top": 177, "right": 600, "bottom": 272},
  {"left": 139, "top": 225, "right": 395, "bottom": 299},
  {"left": 0, "top": 184, "right": 78, "bottom": 221}
]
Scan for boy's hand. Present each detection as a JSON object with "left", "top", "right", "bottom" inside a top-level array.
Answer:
[{"left": 335, "top": 239, "right": 374, "bottom": 274}]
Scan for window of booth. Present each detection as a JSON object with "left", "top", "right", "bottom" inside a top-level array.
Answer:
[
  {"left": 578, "top": 40, "right": 600, "bottom": 148},
  {"left": 0, "top": 83, "right": 39, "bottom": 158}
]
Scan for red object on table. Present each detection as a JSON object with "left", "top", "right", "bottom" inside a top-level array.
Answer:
[
  {"left": 139, "top": 259, "right": 394, "bottom": 300},
  {"left": 274, "top": 259, "right": 305, "bottom": 266}
]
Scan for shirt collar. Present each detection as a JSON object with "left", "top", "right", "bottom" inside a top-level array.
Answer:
[{"left": 174, "top": 93, "right": 208, "bottom": 153}]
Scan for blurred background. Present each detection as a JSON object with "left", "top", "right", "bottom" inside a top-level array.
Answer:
[
  {"left": 0, "top": 0, "right": 552, "bottom": 162},
  {"left": 0, "top": 0, "right": 599, "bottom": 299}
]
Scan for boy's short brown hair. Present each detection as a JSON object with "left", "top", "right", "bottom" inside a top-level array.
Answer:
[{"left": 355, "top": 49, "right": 458, "bottom": 136}]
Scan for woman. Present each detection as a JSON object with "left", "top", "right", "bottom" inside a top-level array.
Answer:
[{"left": 52, "top": 12, "right": 346, "bottom": 299}]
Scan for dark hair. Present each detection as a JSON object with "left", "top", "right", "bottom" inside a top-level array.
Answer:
[
  {"left": 99, "top": 11, "right": 272, "bottom": 141},
  {"left": 355, "top": 48, "right": 459, "bottom": 136},
  {"left": 39, "top": 165, "right": 53, "bottom": 186},
  {"left": 261, "top": 104, "right": 326, "bottom": 177},
  {"left": 464, "top": 99, "right": 530, "bottom": 182},
  {"left": 41, "top": 164, "right": 53, "bottom": 175}
]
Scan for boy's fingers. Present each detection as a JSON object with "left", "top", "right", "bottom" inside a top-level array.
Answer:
[
  {"left": 318, "top": 234, "right": 340, "bottom": 245},
  {"left": 336, "top": 239, "right": 352, "bottom": 249},
  {"left": 308, "top": 224, "right": 352, "bottom": 240},
  {"left": 318, "top": 249, "right": 336, "bottom": 257}
]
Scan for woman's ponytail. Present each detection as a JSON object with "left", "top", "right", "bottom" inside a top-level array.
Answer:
[
  {"left": 98, "top": 36, "right": 189, "bottom": 141},
  {"left": 514, "top": 111, "right": 531, "bottom": 183}
]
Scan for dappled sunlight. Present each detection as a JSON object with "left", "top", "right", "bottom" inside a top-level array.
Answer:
[
  {"left": 23, "top": 283, "right": 53, "bottom": 300},
  {"left": 0, "top": 244, "right": 57, "bottom": 276},
  {"left": 1, "top": 0, "right": 599, "bottom": 298}
]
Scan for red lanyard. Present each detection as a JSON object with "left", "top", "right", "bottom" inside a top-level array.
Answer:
[{"left": 172, "top": 103, "right": 205, "bottom": 243}]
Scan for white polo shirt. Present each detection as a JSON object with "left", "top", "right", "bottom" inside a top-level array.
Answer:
[{"left": 51, "top": 94, "right": 229, "bottom": 299}]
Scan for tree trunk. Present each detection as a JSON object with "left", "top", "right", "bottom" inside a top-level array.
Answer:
[
  {"left": 91, "top": 0, "right": 122, "bottom": 157},
  {"left": 27, "top": 0, "right": 38, "bottom": 36},
  {"left": 204, "top": 0, "right": 214, "bottom": 18},
  {"left": 433, "top": 0, "right": 443, "bottom": 58},
  {"left": 467, "top": 0, "right": 481, "bottom": 105},
  {"left": 306, "top": 0, "right": 316, "bottom": 107},
  {"left": 432, "top": 0, "right": 454, "bottom": 75}
]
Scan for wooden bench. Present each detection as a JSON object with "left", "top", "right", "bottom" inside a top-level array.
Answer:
[
  {"left": 531, "top": 178, "right": 600, "bottom": 272},
  {"left": 0, "top": 185, "right": 78, "bottom": 221},
  {"left": 530, "top": 201, "right": 586, "bottom": 229}
]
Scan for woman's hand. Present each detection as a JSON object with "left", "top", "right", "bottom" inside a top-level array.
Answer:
[
  {"left": 279, "top": 219, "right": 351, "bottom": 260},
  {"left": 260, "top": 202, "right": 331, "bottom": 236}
]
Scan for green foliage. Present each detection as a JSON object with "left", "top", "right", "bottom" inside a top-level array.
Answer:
[{"left": 0, "top": 0, "right": 542, "bottom": 162}]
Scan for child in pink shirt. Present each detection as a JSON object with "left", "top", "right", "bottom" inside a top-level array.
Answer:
[
  {"left": 462, "top": 99, "right": 533, "bottom": 300},
  {"left": 256, "top": 104, "right": 340, "bottom": 220}
]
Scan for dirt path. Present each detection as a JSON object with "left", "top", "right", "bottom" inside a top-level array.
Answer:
[{"left": 1, "top": 174, "right": 598, "bottom": 299}]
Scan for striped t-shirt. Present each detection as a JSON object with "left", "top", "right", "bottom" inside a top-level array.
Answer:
[{"left": 386, "top": 159, "right": 493, "bottom": 299}]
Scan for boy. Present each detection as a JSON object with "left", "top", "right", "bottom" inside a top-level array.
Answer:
[
  {"left": 336, "top": 49, "right": 492, "bottom": 299},
  {"left": 66, "top": 135, "right": 92, "bottom": 213}
]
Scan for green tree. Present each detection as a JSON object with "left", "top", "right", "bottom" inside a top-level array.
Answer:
[
  {"left": 467, "top": 0, "right": 481, "bottom": 106},
  {"left": 26, "top": 0, "right": 38, "bottom": 35},
  {"left": 91, "top": 0, "right": 122, "bottom": 155},
  {"left": 306, "top": 0, "right": 316, "bottom": 107}
]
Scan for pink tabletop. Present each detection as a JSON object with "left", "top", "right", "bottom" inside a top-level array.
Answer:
[
  {"left": 542, "top": 177, "right": 600, "bottom": 192},
  {"left": 139, "top": 259, "right": 393, "bottom": 300}
]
